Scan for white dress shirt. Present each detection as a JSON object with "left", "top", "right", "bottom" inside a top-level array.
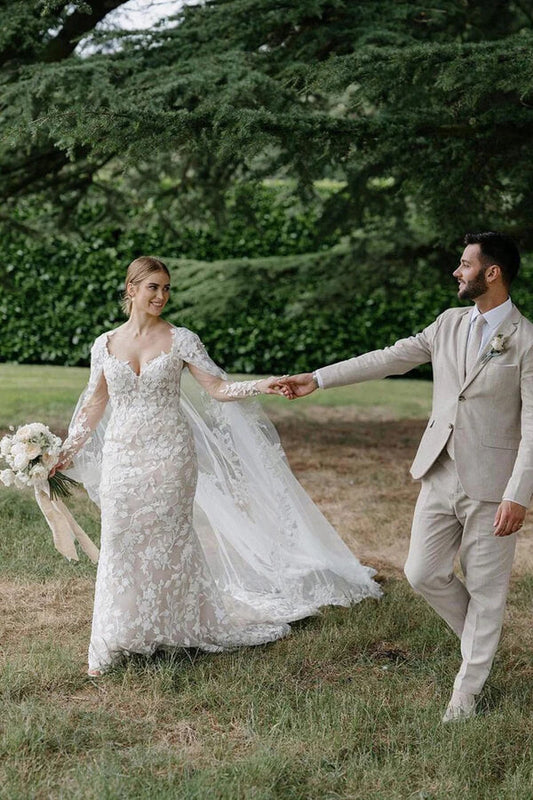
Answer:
[{"left": 468, "top": 297, "right": 512, "bottom": 355}]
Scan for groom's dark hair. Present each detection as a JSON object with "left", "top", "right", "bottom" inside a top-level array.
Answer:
[{"left": 464, "top": 231, "right": 520, "bottom": 288}]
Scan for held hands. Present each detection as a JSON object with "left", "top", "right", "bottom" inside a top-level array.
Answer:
[
  {"left": 493, "top": 500, "right": 527, "bottom": 536},
  {"left": 256, "top": 376, "right": 292, "bottom": 396},
  {"left": 256, "top": 374, "right": 317, "bottom": 398},
  {"left": 255, "top": 373, "right": 319, "bottom": 399},
  {"left": 278, "top": 373, "right": 319, "bottom": 399}
]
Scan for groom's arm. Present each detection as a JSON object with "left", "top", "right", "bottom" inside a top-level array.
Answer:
[
  {"left": 492, "top": 344, "right": 533, "bottom": 536},
  {"left": 312, "top": 317, "right": 439, "bottom": 391},
  {"left": 501, "top": 344, "right": 533, "bottom": 510},
  {"left": 281, "top": 321, "right": 439, "bottom": 398}
]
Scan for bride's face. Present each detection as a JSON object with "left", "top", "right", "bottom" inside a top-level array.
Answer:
[{"left": 130, "top": 271, "right": 171, "bottom": 316}]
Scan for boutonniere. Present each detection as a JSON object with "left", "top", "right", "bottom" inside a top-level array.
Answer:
[{"left": 481, "top": 334, "right": 507, "bottom": 363}]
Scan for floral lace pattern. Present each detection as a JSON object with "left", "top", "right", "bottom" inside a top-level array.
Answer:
[{"left": 220, "top": 380, "right": 261, "bottom": 397}]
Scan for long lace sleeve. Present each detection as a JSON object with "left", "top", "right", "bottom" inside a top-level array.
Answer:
[
  {"left": 175, "top": 329, "right": 262, "bottom": 401},
  {"left": 189, "top": 369, "right": 261, "bottom": 401},
  {"left": 60, "top": 335, "right": 109, "bottom": 463}
]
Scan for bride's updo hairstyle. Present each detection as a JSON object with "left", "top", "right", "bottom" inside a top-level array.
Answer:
[{"left": 122, "top": 256, "right": 171, "bottom": 316}]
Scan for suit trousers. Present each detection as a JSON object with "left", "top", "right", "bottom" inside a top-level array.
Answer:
[{"left": 404, "top": 452, "right": 516, "bottom": 695}]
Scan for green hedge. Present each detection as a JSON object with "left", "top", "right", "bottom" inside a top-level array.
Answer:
[
  {"left": 2, "top": 185, "right": 533, "bottom": 373},
  {"left": 0, "top": 184, "right": 338, "bottom": 367},
  {"left": 166, "top": 249, "right": 455, "bottom": 374}
]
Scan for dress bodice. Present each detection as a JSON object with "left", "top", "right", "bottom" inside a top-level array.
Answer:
[
  {"left": 103, "top": 328, "right": 184, "bottom": 416},
  {"left": 102, "top": 328, "right": 193, "bottom": 453}
]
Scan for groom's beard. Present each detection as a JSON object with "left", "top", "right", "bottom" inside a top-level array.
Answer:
[{"left": 457, "top": 267, "right": 488, "bottom": 301}]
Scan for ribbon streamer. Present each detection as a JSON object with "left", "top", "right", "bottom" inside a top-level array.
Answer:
[{"left": 34, "top": 484, "right": 99, "bottom": 563}]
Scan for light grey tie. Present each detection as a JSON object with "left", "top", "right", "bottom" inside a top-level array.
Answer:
[{"left": 465, "top": 314, "right": 486, "bottom": 375}]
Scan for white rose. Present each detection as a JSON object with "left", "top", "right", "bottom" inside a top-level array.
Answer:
[
  {"left": 25, "top": 443, "right": 41, "bottom": 460},
  {"left": 0, "top": 469, "right": 15, "bottom": 487},
  {"left": 11, "top": 441, "right": 25, "bottom": 456},
  {"left": 16, "top": 424, "right": 32, "bottom": 439},
  {"left": 0, "top": 436, "right": 12, "bottom": 457},
  {"left": 13, "top": 452, "right": 29, "bottom": 471}
]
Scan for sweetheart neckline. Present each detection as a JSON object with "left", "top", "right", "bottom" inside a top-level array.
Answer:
[{"left": 104, "top": 327, "right": 176, "bottom": 377}]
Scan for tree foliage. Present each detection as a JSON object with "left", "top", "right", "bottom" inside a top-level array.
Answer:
[
  {"left": 3, "top": 0, "right": 533, "bottom": 243},
  {"left": 3, "top": 1, "right": 533, "bottom": 366}
]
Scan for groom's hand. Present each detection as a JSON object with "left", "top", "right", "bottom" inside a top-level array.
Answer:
[
  {"left": 279, "top": 373, "right": 318, "bottom": 399},
  {"left": 493, "top": 500, "right": 527, "bottom": 536}
]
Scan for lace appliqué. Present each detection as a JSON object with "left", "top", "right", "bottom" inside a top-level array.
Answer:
[
  {"left": 61, "top": 334, "right": 108, "bottom": 463},
  {"left": 60, "top": 409, "right": 92, "bottom": 464},
  {"left": 220, "top": 380, "right": 261, "bottom": 398}
]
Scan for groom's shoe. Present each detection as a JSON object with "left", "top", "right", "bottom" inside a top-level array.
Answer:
[{"left": 442, "top": 690, "right": 477, "bottom": 723}]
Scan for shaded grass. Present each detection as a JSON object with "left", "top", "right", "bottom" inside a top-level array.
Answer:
[{"left": 1, "top": 582, "right": 533, "bottom": 799}]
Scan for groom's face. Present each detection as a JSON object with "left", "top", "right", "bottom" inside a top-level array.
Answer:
[{"left": 453, "top": 245, "right": 488, "bottom": 301}]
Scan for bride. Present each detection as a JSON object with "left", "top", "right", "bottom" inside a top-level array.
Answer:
[{"left": 55, "top": 256, "right": 381, "bottom": 676}]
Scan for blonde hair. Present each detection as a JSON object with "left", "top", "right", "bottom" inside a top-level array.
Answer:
[{"left": 122, "top": 256, "right": 171, "bottom": 316}]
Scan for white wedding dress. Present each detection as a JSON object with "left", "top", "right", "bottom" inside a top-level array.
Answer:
[{"left": 63, "top": 325, "right": 381, "bottom": 672}]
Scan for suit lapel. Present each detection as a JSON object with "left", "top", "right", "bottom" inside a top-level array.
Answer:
[{"left": 461, "top": 306, "right": 521, "bottom": 391}]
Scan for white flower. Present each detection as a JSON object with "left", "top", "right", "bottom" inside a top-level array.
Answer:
[
  {"left": 490, "top": 334, "right": 506, "bottom": 353},
  {"left": 1, "top": 422, "right": 65, "bottom": 493},
  {"left": 0, "top": 469, "right": 15, "bottom": 487},
  {"left": 25, "top": 443, "right": 42, "bottom": 460},
  {"left": 13, "top": 452, "right": 30, "bottom": 471},
  {"left": 17, "top": 422, "right": 49, "bottom": 439},
  {"left": 16, "top": 424, "right": 32, "bottom": 438},
  {"left": 14, "top": 472, "right": 30, "bottom": 489}
]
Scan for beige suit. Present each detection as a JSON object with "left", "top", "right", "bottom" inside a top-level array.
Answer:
[{"left": 316, "top": 304, "right": 533, "bottom": 693}]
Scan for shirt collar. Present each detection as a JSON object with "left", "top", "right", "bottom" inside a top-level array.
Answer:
[{"left": 470, "top": 297, "right": 512, "bottom": 329}]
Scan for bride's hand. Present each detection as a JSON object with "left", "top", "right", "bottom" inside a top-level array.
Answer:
[
  {"left": 256, "top": 376, "right": 296, "bottom": 398},
  {"left": 49, "top": 458, "right": 71, "bottom": 478}
]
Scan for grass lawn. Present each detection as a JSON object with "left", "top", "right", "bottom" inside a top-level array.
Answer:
[
  {"left": 1, "top": 365, "right": 533, "bottom": 799},
  {"left": 0, "top": 364, "right": 433, "bottom": 433}
]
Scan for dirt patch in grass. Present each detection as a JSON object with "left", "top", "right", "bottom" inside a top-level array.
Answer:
[
  {"left": 269, "top": 407, "right": 533, "bottom": 579},
  {"left": 0, "top": 577, "right": 93, "bottom": 659}
]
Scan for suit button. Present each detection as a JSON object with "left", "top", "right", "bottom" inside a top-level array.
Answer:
[{"left": 458, "top": 395, "right": 465, "bottom": 401}]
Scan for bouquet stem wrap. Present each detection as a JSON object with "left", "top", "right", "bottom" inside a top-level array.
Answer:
[{"left": 34, "top": 483, "right": 99, "bottom": 563}]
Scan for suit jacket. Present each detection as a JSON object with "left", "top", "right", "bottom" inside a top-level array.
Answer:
[{"left": 316, "top": 305, "right": 533, "bottom": 506}]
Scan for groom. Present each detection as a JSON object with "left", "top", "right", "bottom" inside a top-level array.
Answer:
[{"left": 282, "top": 232, "right": 533, "bottom": 721}]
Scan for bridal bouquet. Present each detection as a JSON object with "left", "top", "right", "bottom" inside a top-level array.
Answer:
[
  {"left": 0, "top": 422, "right": 98, "bottom": 563},
  {"left": 0, "top": 422, "right": 78, "bottom": 498}
]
